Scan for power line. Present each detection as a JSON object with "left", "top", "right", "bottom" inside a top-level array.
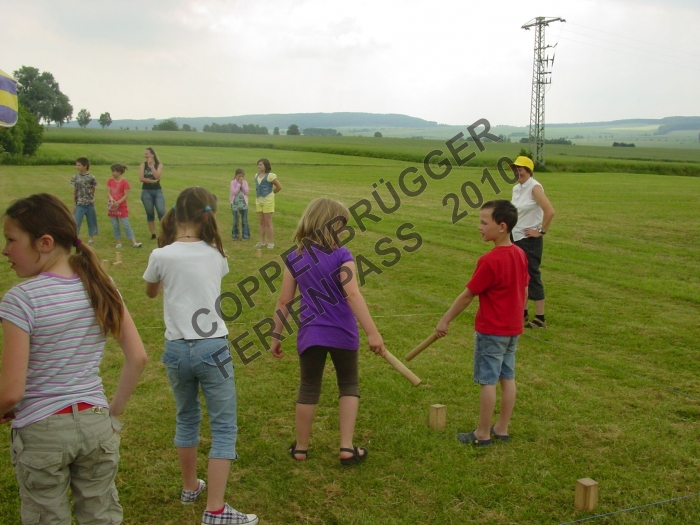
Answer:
[
  {"left": 560, "top": 28, "right": 700, "bottom": 65},
  {"left": 568, "top": 21, "right": 700, "bottom": 59},
  {"left": 556, "top": 35, "right": 700, "bottom": 73}
]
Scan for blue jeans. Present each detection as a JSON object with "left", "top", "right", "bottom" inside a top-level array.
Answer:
[
  {"left": 110, "top": 217, "right": 135, "bottom": 241},
  {"left": 473, "top": 332, "right": 518, "bottom": 385},
  {"left": 231, "top": 206, "right": 250, "bottom": 239},
  {"left": 161, "top": 337, "right": 238, "bottom": 459},
  {"left": 74, "top": 205, "right": 98, "bottom": 236},
  {"left": 141, "top": 189, "right": 166, "bottom": 223}
]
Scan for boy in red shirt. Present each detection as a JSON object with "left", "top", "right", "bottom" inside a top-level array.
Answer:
[{"left": 435, "top": 200, "right": 528, "bottom": 446}]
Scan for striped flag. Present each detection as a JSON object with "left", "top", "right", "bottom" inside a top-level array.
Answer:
[{"left": 0, "top": 68, "right": 19, "bottom": 128}]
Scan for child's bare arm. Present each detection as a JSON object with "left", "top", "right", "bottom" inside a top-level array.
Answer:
[
  {"left": 340, "top": 262, "right": 386, "bottom": 357},
  {"left": 145, "top": 281, "right": 162, "bottom": 298},
  {"left": 109, "top": 306, "right": 147, "bottom": 419},
  {"left": 272, "top": 178, "right": 282, "bottom": 194},
  {"left": 270, "top": 266, "right": 297, "bottom": 358},
  {"left": 435, "top": 287, "right": 475, "bottom": 337},
  {"left": 0, "top": 320, "right": 29, "bottom": 423}
]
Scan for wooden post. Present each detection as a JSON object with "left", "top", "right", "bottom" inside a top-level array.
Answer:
[
  {"left": 256, "top": 248, "right": 262, "bottom": 258},
  {"left": 113, "top": 252, "right": 122, "bottom": 265},
  {"left": 575, "top": 478, "right": 599, "bottom": 511},
  {"left": 429, "top": 404, "right": 446, "bottom": 430},
  {"left": 101, "top": 260, "right": 109, "bottom": 272}
]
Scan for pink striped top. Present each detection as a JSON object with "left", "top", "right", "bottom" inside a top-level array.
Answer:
[{"left": 0, "top": 273, "right": 108, "bottom": 428}]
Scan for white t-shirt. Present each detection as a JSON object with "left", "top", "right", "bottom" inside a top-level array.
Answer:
[
  {"left": 143, "top": 242, "right": 229, "bottom": 340},
  {"left": 511, "top": 177, "right": 544, "bottom": 242}
]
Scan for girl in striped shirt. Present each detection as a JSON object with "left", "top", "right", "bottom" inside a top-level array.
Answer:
[{"left": 0, "top": 193, "right": 147, "bottom": 524}]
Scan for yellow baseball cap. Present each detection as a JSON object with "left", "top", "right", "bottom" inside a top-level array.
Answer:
[{"left": 510, "top": 156, "right": 535, "bottom": 172}]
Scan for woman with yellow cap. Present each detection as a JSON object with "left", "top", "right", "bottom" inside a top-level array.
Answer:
[{"left": 510, "top": 156, "right": 555, "bottom": 328}]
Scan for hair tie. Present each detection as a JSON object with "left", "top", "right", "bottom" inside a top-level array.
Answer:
[
  {"left": 204, "top": 205, "right": 211, "bottom": 212},
  {"left": 74, "top": 238, "right": 82, "bottom": 247},
  {"left": 172, "top": 205, "right": 177, "bottom": 210}
]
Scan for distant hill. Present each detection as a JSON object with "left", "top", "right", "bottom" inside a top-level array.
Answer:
[
  {"left": 549, "top": 116, "right": 700, "bottom": 135},
  {"left": 62, "top": 112, "right": 439, "bottom": 131}
]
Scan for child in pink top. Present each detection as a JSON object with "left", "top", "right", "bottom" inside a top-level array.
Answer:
[
  {"left": 107, "top": 164, "right": 142, "bottom": 248},
  {"left": 229, "top": 168, "right": 250, "bottom": 240}
]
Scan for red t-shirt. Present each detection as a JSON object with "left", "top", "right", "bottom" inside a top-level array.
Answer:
[
  {"left": 107, "top": 178, "right": 130, "bottom": 217},
  {"left": 466, "top": 244, "right": 529, "bottom": 336}
]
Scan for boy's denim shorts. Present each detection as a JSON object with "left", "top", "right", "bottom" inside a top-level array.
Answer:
[
  {"left": 161, "top": 336, "right": 238, "bottom": 459},
  {"left": 473, "top": 332, "right": 518, "bottom": 385}
]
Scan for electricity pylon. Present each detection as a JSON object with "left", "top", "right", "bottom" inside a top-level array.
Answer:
[{"left": 522, "top": 17, "right": 565, "bottom": 168}]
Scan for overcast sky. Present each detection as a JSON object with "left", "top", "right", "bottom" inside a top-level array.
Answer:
[{"left": 4, "top": 0, "right": 700, "bottom": 126}]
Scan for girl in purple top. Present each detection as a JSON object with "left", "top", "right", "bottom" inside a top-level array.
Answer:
[{"left": 270, "top": 197, "right": 386, "bottom": 465}]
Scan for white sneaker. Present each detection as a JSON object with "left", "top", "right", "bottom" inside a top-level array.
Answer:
[
  {"left": 201, "top": 503, "right": 258, "bottom": 524},
  {"left": 115, "top": 243, "right": 122, "bottom": 249},
  {"left": 181, "top": 479, "right": 206, "bottom": 504},
  {"left": 267, "top": 243, "right": 274, "bottom": 249},
  {"left": 254, "top": 242, "right": 263, "bottom": 249},
  {"left": 132, "top": 242, "right": 142, "bottom": 248}
]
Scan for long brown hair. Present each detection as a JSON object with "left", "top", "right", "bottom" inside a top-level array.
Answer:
[
  {"left": 4, "top": 194, "right": 124, "bottom": 337},
  {"left": 158, "top": 186, "right": 225, "bottom": 257}
]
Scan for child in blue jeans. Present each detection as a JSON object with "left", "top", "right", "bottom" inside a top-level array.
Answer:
[
  {"left": 144, "top": 187, "right": 258, "bottom": 525},
  {"left": 435, "top": 200, "right": 529, "bottom": 446},
  {"left": 71, "top": 157, "right": 98, "bottom": 245}
]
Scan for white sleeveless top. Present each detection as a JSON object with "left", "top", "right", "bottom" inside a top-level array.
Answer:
[{"left": 511, "top": 177, "right": 544, "bottom": 242}]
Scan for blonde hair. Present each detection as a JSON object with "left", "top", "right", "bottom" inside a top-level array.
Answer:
[{"left": 293, "top": 197, "right": 350, "bottom": 253}]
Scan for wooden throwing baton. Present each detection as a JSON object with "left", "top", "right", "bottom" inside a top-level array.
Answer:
[
  {"left": 383, "top": 349, "right": 421, "bottom": 387},
  {"left": 405, "top": 333, "right": 438, "bottom": 361}
]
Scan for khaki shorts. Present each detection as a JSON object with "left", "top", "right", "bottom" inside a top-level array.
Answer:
[{"left": 10, "top": 406, "right": 123, "bottom": 524}]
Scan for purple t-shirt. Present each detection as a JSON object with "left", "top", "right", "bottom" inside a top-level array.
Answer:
[{"left": 285, "top": 246, "right": 359, "bottom": 354}]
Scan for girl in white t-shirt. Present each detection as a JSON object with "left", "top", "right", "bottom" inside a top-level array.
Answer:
[{"left": 143, "top": 187, "right": 258, "bottom": 525}]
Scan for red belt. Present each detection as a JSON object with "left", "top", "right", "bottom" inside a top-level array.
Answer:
[{"left": 54, "top": 402, "right": 97, "bottom": 415}]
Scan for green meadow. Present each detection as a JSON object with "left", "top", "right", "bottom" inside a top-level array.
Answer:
[{"left": 0, "top": 134, "right": 699, "bottom": 524}]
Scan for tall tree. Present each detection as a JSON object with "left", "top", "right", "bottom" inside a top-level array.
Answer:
[
  {"left": 287, "top": 124, "right": 300, "bottom": 136},
  {"left": 273, "top": 127, "right": 280, "bottom": 135},
  {"left": 77, "top": 109, "right": 91, "bottom": 128},
  {"left": 50, "top": 92, "right": 73, "bottom": 126},
  {"left": 98, "top": 112, "right": 113, "bottom": 129},
  {"left": 13, "top": 66, "right": 73, "bottom": 125}
]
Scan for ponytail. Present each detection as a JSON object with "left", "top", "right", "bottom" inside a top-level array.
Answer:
[
  {"left": 159, "top": 187, "right": 225, "bottom": 257},
  {"left": 70, "top": 243, "right": 124, "bottom": 338}
]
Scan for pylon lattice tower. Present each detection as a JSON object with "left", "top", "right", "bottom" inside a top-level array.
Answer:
[{"left": 522, "top": 17, "right": 565, "bottom": 168}]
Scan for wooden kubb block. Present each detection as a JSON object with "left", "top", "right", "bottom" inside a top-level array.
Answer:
[
  {"left": 575, "top": 478, "right": 598, "bottom": 511},
  {"left": 429, "top": 404, "right": 446, "bottom": 430},
  {"left": 101, "top": 260, "right": 109, "bottom": 272}
]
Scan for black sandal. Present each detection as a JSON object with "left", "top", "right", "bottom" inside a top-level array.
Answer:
[
  {"left": 340, "top": 446, "right": 368, "bottom": 466},
  {"left": 289, "top": 443, "right": 307, "bottom": 461}
]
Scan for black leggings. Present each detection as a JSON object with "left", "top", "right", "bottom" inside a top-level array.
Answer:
[{"left": 297, "top": 346, "right": 359, "bottom": 404}]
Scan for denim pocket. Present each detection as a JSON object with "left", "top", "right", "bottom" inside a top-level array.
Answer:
[{"left": 200, "top": 344, "right": 234, "bottom": 383}]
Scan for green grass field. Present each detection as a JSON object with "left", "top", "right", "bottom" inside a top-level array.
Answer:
[{"left": 0, "top": 136, "right": 699, "bottom": 524}]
